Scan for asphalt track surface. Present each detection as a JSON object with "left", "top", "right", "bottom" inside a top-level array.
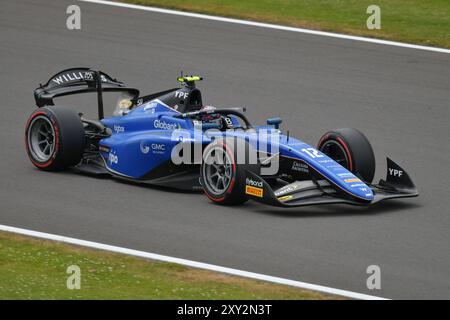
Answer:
[{"left": 1, "top": 0, "right": 449, "bottom": 299}]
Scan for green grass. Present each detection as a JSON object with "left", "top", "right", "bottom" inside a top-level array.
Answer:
[
  {"left": 121, "top": 0, "right": 450, "bottom": 48},
  {"left": 0, "top": 231, "right": 334, "bottom": 299}
]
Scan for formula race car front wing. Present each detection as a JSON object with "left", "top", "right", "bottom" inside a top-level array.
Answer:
[{"left": 244, "top": 158, "right": 418, "bottom": 208}]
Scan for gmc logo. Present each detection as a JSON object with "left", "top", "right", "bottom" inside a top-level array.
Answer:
[{"left": 151, "top": 143, "right": 165, "bottom": 151}]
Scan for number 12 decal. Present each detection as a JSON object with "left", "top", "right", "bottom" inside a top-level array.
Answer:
[{"left": 301, "top": 148, "right": 323, "bottom": 158}]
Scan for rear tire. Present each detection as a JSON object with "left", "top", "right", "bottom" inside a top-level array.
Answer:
[
  {"left": 201, "top": 138, "right": 259, "bottom": 205},
  {"left": 25, "top": 106, "right": 85, "bottom": 171},
  {"left": 317, "top": 128, "right": 375, "bottom": 183}
]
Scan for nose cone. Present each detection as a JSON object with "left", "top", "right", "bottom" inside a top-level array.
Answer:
[{"left": 343, "top": 177, "right": 374, "bottom": 201}]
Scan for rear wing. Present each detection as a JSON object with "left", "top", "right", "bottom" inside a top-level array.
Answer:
[{"left": 34, "top": 68, "right": 140, "bottom": 119}]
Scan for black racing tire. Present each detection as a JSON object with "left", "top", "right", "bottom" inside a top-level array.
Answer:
[
  {"left": 25, "top": 106, "right": 85, "bottom": 171},
  {"left": 201, "top": 138, "right": 259, "bottom": 206},
  {"left": 317, "top": 128, "right": 376, "bottom": 183}
]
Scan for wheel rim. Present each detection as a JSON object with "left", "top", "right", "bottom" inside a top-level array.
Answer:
[
  {"left": 202, "top": 147, "right": 233, "bottom": 196},
  {"left": 27, "top": 116, "right": 56, "bottom": 162},
  {"left": 320, "top": 140, "right": 350, "bottom": 169}
]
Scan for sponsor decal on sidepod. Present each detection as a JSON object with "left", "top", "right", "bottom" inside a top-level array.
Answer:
[
  {"left": 140, "top": 142, "right": 166, "bottom": 155},
  {"left": 151, "top": 143, "right": 166, "bottom": 155},
  {"left": 108, "top": 151, "right": 119, "bottom": 165},
  {"left": 154, "top": 119, "right": 180, "bottom": 130},
  {"left": 114, "top": 125, "right": 125, "bottom": 134},
  {"left": 140, "top": 141, "right": 150, "bottom": 154}
]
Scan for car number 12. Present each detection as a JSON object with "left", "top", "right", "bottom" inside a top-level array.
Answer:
[{"left": 301, "top": 148, "right": 323, "bottom": 158}]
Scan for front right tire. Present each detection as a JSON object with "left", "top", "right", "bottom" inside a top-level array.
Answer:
[{"left": 318, "top": 128, "right": 376, "bottom": 183}]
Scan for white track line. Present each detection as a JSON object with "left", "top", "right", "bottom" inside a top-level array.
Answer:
[
  {"left": 0, "top": 224, "right": 387, "bottom": 300},
  {"left": 79, "top": 0, "right": 450, "bottom": 54}
]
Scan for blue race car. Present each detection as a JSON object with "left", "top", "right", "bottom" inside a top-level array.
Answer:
[{"left": 25, "top": 68, "right": 418, "bottom": 207}]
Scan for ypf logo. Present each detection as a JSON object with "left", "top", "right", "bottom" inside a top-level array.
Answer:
[
  {"left": 389, "top": 168, "right": 403, "bottom": 178},
  {"left": 175, "top": 91, "right": 189, "bottom": 99}
]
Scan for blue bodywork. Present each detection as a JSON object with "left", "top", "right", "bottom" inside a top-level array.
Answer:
[{"left": 100, "top": 100, "right": 373, "bottom": 202}]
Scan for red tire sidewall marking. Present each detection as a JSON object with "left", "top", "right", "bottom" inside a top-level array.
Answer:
[
  {"left": 25, "top": 110, "right": 60, "bottom": 169},
  {"left": 335, "top": 136, "right": 353, "bottom": 172},
  {"left": 203, "top": 141, "right": 237, "bottom": 203},
  {"left": 317, "top": 134, "right": 330, "bottom": 148}
]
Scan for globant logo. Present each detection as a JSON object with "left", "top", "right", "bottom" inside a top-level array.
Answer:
[{"left": 154, "top": 119, "right": 180, "bottom": 130}]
